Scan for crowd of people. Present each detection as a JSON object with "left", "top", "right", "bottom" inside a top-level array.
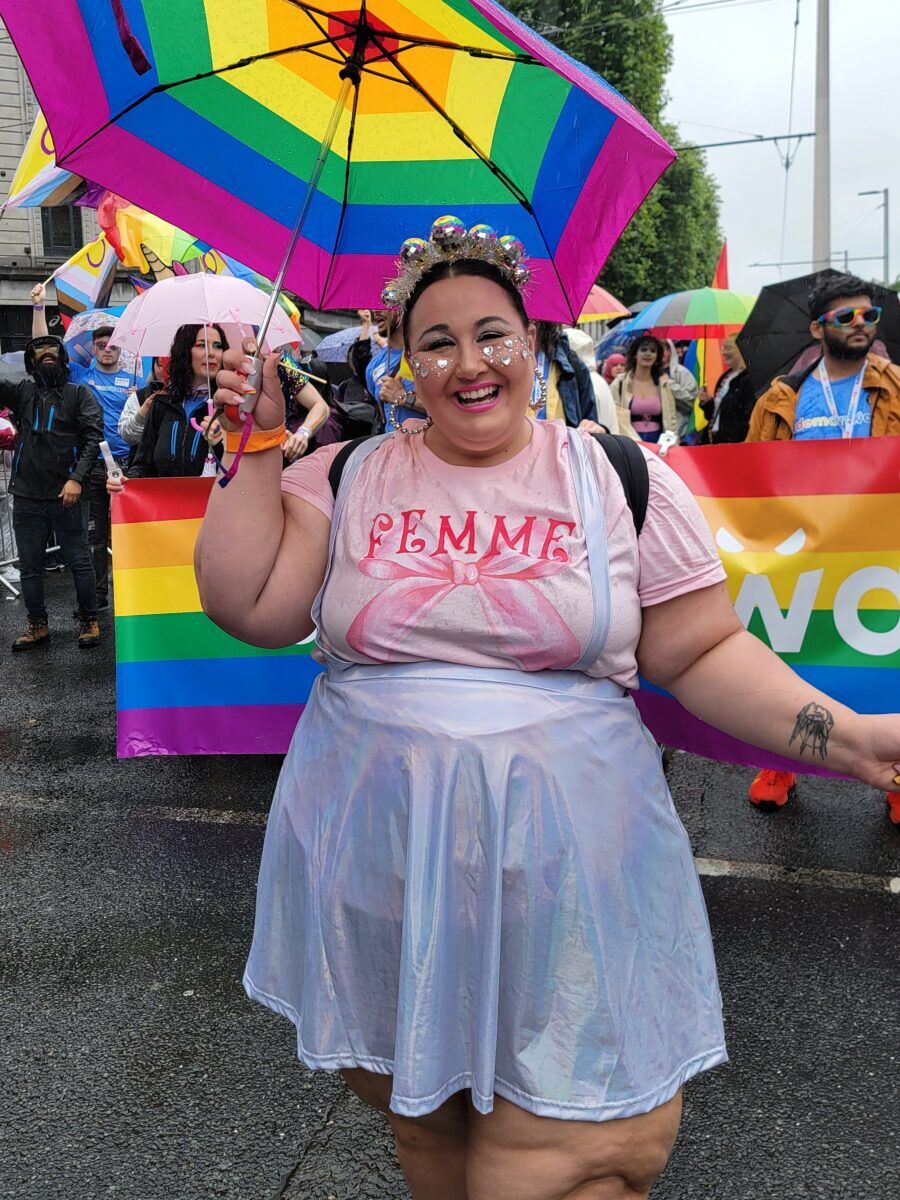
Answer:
[{"left": 1, "top": 271, "right": 897, "bottom": 825}]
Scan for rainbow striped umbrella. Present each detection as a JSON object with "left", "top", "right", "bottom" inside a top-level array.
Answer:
[
  {"left": 626, "top": 287, "right": 756, "bottom": 339},
  {"left": 1, "top": 1, "right": 673, "bottom": 321},
  {"left": 577, "top": 284, "right": 628, "bottom": 323}
]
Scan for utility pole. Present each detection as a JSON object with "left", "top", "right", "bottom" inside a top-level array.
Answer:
[
  {"left": 812, "top": 0, "right": 830, "bottom": 270},
  {"left": 859, "top": 189, "right": 890, "bottom": 283}
]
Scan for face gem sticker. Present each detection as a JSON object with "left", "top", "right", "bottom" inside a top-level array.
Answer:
[{"left": 436, "top": 358, "right": 449, "bottom": 371}]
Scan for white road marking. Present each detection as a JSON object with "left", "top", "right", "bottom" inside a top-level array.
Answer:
[{"left": 0, "top": 793, "right": 896, "bottom": 895}]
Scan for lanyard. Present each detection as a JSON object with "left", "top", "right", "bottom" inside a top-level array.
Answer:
[{"left": 814, "top": 360, "right": 867, "bottom": 438}]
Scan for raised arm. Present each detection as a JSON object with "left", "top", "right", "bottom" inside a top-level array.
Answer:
[
  {"left": 31, "top": 283, "right": 50, "bottom": 338},
  {"left": 637, "top": 583, "right": 900, "bottom": 792},
  {"left": 194, "top": 340, "right": 330, "bottom": 649},
  {"left": 283, "top": 381, "right": 329, "bottom": 462}
]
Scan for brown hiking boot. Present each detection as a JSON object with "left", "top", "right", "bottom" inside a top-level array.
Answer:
[
  {"left": 12, "top": 618, "right": 50, "bottom": 652},
  {"left": 77, "top": 617, "right": 101, "bottom": 649}
]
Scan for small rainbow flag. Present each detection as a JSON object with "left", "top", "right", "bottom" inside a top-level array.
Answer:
[
  {"left": 635, "top": 438, "right": 900, "bottom": 777},
  {"left": 112, "top": 479, "right": 321, "bottom": 757}
]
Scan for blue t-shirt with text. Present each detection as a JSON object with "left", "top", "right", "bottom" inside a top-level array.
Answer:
[
  {"left": 365, "top": 345, "right": 418, "bottom": 432},
  {"left": 69, "top": 361, "right": 131, "bottom": 458},
  {"left": 792, "top": 371, "right": 872, "bottom": 440}
]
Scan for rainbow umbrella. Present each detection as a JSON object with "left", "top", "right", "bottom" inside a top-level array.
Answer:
[
  {"left": 0, "top": 1, "right": 673, "bottom": 322},
  {"left": 577, "top": 284, "right": 628, "bottom": 323},
  {"left": 626, "top": 287, "right": 755, "bottom": 340}
]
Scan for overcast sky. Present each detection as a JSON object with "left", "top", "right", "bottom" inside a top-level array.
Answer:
[{"left": 663, "top": 0, "right": 900, "bottom": 294}]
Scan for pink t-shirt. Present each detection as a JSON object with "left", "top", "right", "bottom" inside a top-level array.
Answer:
[{"left": 282, "top": 422, "right": 725, "bottom": 688}]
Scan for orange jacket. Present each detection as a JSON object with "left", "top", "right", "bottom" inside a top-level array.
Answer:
[{"left": 746, "top": 353, "right": 900, "bottom": 441}]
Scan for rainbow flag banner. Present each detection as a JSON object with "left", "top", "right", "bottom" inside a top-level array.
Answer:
[
  {"left": 112, "top": 479, "right": 321, "bottom": 757},
  {"left": 636, "top": 438, "right": 900, "bottom": 777},
  {"left": 114, "top": 442, "right": 899, "bottom": 764}
]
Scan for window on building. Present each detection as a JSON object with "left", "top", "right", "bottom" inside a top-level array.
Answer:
[{"left": 41, "top": 205, "right": 83, "bottom": 257}]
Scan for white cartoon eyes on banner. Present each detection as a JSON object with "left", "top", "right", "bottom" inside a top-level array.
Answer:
[
  {"left": 773, "top": 528, "right": 806, "bottom": 556},
  {"left": 715, "top": 526, "right": 807, "bottom": 555}
]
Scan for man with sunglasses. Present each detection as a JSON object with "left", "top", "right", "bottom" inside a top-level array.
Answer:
[
  {"left": 746, "top": 274, "right": 900, "bottom": 821},
  {"left": 32, "top": 283, "right": 133, "bottom": 614}
]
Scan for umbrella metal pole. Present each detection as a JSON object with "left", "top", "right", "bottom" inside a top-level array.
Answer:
[{"left": 243, "top": 72, "right": 355, "bottom": 411}]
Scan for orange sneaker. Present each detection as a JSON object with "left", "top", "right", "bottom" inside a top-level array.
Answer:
[
  {"left": 885, "top": 793, "right": 900, "bottom": 827},
  {"left": 749, "top": 769, "right": 797, "bottom": 811}
]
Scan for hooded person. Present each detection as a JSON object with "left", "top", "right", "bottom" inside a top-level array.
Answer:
[{"left": 0, "top": 335, "right": 103, "bottom": 651}]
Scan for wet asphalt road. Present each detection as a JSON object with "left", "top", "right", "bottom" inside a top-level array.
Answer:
[{"left": 1, "top": 575, "right": 898, "bottom": 1200}]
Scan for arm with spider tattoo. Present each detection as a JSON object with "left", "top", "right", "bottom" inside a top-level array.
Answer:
[{"left": 638, "top": 583, "right": 900, "bottom": 792}]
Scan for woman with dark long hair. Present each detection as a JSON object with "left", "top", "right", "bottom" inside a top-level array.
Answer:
[
  {"left": 120, "top": 324, "right": 227, "bottom": 480},
  {"left": 611, "top": 335, "right": 679, "bottom": 443}
]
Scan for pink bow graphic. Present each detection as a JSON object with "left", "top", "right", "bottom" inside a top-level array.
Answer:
[{"left": 346, "top": 550, "right": 581, "bottom": 670}]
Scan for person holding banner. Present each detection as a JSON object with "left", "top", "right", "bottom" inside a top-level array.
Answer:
[
  {"left": 746, "top": 273, "right": 900, "bottom": 821},
  {"left": 197, "top": 228, "right": 900, "bottom": 1200}
]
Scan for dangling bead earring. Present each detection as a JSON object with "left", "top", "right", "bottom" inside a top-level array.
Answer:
[
  {"left": 530, "top": 367, "right": 547, "bottom": 413},
  {"left": 397, "top": 415, "right": 433, "bottom": 436}
]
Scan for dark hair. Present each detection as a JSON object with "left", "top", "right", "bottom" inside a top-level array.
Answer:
[
  {"left": 809, "top": 273, "right": 874, "bottom": 320},
  {"left": 166, "top": 323, "right": 229, "bottom": 402},
  {"left": 91, "top": 325, "right": 115, "bottom": 342},
  {"left": 401, "top": 258, "right": 529, "bottom": 344},
  {"left": 347, "top": 337, "right": 371, "bottom": 380},
  {"left": 625, "top": 335, "right": 663, "bottom": 382},
  {"left": 534, "top": 321, "right": 561, "bottom": 358}
]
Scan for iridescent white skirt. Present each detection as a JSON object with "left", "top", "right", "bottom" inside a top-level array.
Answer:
[{"left": 244, "top": 661, "right": 726, "bottom": 1121}]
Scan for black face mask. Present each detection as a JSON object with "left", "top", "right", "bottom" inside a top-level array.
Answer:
[{"left": 31, "top": 357, "right": 68, "bottom": 389}]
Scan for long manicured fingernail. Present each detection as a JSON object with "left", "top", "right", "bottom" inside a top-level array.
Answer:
[{"left": 241, "top": 383, "right": 256, "bottom": 394}]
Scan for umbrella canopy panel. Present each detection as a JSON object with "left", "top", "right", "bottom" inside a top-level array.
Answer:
[
  {"left": 627, "top": 287, "right": 756, "bottom": 340},
  {"left": 1, "top": 0, "right": 674, "bottom": 320}
]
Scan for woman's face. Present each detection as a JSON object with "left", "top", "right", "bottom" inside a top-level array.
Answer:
[
  {"left": 636, "top": 342, "right": 658, "bottom": 370},
  {"left": 191, "top": 327, "right": 225, "bottom": 383},
  {"left": 609, "top": 360, "right": 626, "bottom": 379},
  {"left": 406, "top": 274, "right": 536, "bottom": 462},
  {"left": 722, "top": 339, "right": 741, "bottom": 369}
]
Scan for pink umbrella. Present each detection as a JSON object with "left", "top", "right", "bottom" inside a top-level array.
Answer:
[
  {"left": 108, "top": 273, "right": 300, "bottom": 359},
  {"left": 577, "top": 284, "right": 629, "bottom": 323}
]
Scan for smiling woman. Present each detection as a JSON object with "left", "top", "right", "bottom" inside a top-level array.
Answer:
[{"left": 194, "top": 223, "right": 900, "bottom": 1200}]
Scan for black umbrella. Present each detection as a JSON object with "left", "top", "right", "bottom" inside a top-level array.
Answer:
[{"left": 737, "top": 269, "right": 900, "bottom": 396}]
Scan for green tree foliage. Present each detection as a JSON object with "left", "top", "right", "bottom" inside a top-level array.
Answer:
[{"left": 506, "top": 0, "right": 722, "bottom": 302}]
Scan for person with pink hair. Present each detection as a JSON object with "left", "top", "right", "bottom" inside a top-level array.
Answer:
[{"left": 601, "top": 352, "right": 626, "bottom": 385}]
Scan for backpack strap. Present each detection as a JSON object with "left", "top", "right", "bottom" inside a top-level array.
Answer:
[
  {"left": 328, "top": 436, "right": 374, "bottom": 498},
  {"left": 327, "top": 430, "right": 651, "bottom": 536},
  {"left": 591, "top": 433, "right": 650, "bottom": 536}
]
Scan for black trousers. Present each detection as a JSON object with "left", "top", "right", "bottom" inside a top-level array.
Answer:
[
  {"left": 85, "top": 465, "right": 115, "bottom": 604},
  {"left": 13, "top": 495, "right": 97, "bottom": 620}
]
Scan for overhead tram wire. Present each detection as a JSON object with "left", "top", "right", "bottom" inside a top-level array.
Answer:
[{"left": 778, "top": 0, "right": 803, "bottom": 269}]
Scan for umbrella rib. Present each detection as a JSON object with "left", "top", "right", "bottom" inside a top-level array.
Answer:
[
  {"left": 318, "top": 75, "right": 361, "bottom": 308},
  {"left": 363, "top": 31, "right": 532, "bottom": 214},
  {"left": 365, "top": 30, "right": 575, "bottom": 316},
  {"left": 278, "top": 0, "right": 537, "bottom": 64},
  {"left": 55, "top": 37, "right": 346, "bottom": 167}
]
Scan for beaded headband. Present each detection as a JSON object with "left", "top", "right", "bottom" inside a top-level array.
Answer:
[{"left": 381, "top": 215, "right": 531, "bottom": 311}]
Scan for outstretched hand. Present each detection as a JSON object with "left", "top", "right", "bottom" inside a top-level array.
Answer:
[
  {"left": 213, "top": 337, "right": 285, "bottom": 433},
  {"left": 847, "top": 713, "right": 900, "bottom": 793}
]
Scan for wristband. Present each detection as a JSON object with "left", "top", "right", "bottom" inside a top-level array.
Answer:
[
  {"left": 32, "top": 303, "right": 45, "bottom": 310},
  {"left": 295, "top": 427, "right": 311, "bottom": 441},
  {"left": 225, "top": 422, "right": 286, "bottom": 454}
]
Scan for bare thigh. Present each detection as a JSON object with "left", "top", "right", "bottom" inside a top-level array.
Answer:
[
  {"left": 342, "top": 1068, "right": 470, "bottom": 1199},
  {"left": 465, "top": 1090, "right": 683, "bottom": 1200}
]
